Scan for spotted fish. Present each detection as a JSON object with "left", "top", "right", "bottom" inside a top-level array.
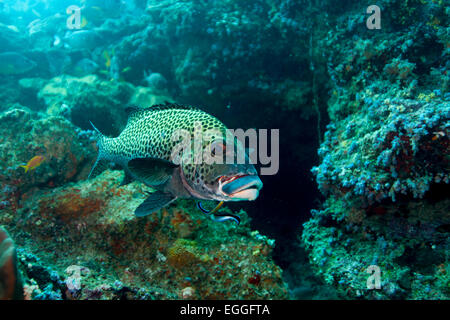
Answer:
[{"left": 89, "top": 103, "right": 262, "bottom": 221}]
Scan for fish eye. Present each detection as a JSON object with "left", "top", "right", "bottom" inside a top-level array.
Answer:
[{"left": 210, "top": 141, "right": 225, "bottom": 156}]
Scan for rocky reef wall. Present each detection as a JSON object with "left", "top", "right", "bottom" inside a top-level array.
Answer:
[{"left": 303, "top": 0, "right": 449, "bottom": 299}]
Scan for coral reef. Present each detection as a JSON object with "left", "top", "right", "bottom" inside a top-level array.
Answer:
[
  {"left": 303, "top": 0, "right": 449, "bottom": 299},
  {"left": 36, "top": 75, "right": 174, "bottom": 135},
  {"left": 37, "top": 75, "right": 133, "bottom": 135},
  {"left": 0, "top": 1, "right": 297, "bottom": 297},
  {"left": 313, "top": 96, "right": 449, "bottom": 205},
  {"left": 0, "top": 0, "right": 447, "bottom": 301},
  {"left": 90, "top": 0, "right": 325, "bottom": 119},
  {"left": 1, "top": 169, "right": 287, "bottom": 300},
  {"left": 0, "top": 108, "right": 96, "bottom": 195}
]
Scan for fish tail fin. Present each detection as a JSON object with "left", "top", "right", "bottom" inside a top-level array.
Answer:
[
  {"left": 20, "top": 165, "right": 28, "bottom": 173},
  {"left": 88, "top": 121, "right": 108, "bottom": 179}
]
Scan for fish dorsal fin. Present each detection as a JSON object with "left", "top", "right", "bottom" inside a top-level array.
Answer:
[
  {"left": 124, "top": 103, "right": 200, "bottom": 126},
  {"left": 127, "top": 157, "right": 178, "bottom": 187},
  {"left": 125, "top": 102, "right": 199, "bottom": 118},
  {"left": 125, "top": 106, "right": 140, "bottom": 116},
  {"left": 146, "top": 102, "right": 199, "bottom": 112},
  {"left": 124, "top": 106, "right": 145, "bottom": 124}
]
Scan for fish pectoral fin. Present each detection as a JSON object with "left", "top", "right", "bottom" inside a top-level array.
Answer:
[
  {"left": 134, "top": 191, "right": 176, "bottom": 217},
  {"left": 127, "top": 157, "right": 178, "bottom": 186},
  {"left": 119, "top": 171, "right": 134, "bottom": 187}
]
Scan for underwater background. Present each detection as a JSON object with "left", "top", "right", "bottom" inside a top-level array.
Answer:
[{"left": 0, "top": 0, "right": 448, "bottom": 300}]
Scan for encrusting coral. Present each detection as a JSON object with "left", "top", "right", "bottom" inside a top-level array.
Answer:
[
  {"left": 0, "top": 227, "right": 23, "bottom": 300},
  {"left": 302, "top": 0, "right": 449, "bottom": 299}
]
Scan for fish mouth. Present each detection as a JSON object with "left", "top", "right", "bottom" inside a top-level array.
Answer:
[{"left": 220, "top": 175, "right": 263, "bottom": 201}]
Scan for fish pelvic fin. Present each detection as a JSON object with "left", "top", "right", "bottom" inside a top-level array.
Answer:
[{"left": 135, "top": 191, "right": 176, "bottom": 217}]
